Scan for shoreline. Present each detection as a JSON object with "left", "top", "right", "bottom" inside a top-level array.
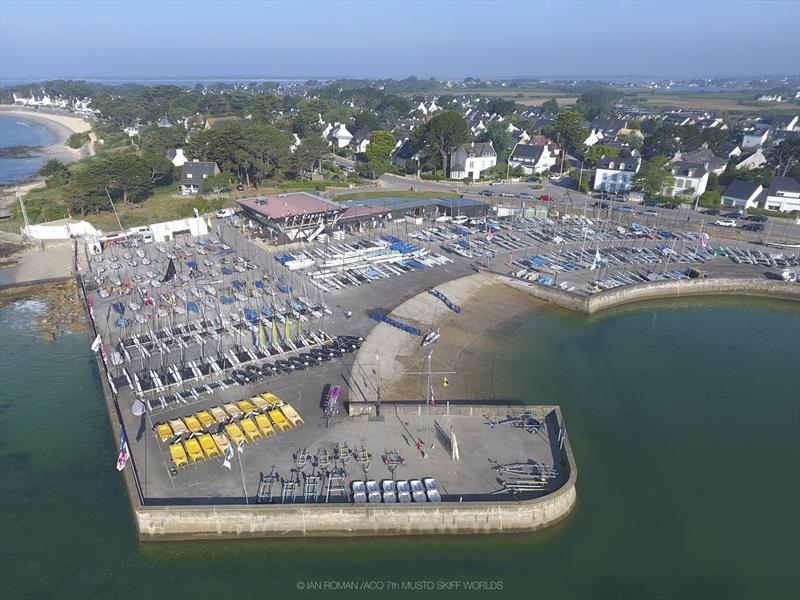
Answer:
[{"left": 0, "top": 105, "right": 94, "bottom": 189}]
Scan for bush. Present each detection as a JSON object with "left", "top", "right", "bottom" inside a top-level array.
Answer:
[
  {"left": 66, "top": 132, "right": 90, "bottom": 149},
  {"left": 698, "top": 189, "right": 721, "bottom": 208}
]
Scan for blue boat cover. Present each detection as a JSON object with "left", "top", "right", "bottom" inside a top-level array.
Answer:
[
  {"left": 221, "top": 267, "right": 233, "bottom": 275},
  {"left": 187, "top": 261, "right": 199, "bottom": 270},
  {"left": 111, "top": 302, "right": 125, "bottom": 315},
  {"left": 232, "top": 279, "right": 245, "bottom": 289},
  {"left": 115, "top": 317, "right": 130, "bottom": 327},
  {"left": 255, "top": 279, "right": 265, "bottom": 289},
  {"left": 187, "top": 301, "right": 199, "bottom": 313},
  {"left": 244, "top": 308, "right": 258, "bottom": 322},
  {"left": 220, "top": 295, "right": 233, "bottom": 305}
]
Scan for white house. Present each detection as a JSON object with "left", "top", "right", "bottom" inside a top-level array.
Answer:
[
  {"left": 583, "top": 128, "right": 604, "bottom": 147},
  {"left": 508, "top": 143, "right": 559, "bottom": 175},
  {"left": 721, "top": 180, "right": 763, "bottom": 210},
  {"left": 449, "top": 142, "right": 497, "bottom": 180},
  {"left": 669, "top": 161, "right": 709, "bottom": 198},
  {"left": 326, "top": 123, "right": 353, "bottom": 148},
  {"left": 741, "top": 128, "right": 769, "bottom": 149},
  {"left": 763, "top": 177, "right": 800, "bottom": 213},
  {"left": 166, "top": 148, "right": 189, "bottom": 167},
  {"left": 178, "top": 161, "right": 220, "bottom": 195},
  {"left": 351, "top": 129, "right": 371, "bottom": 154},
  {"left": 593, "top": 156, "right": 641, "bottom": 193},
  {"left": 734, "top": 148, "right": 767, "bottom": 171}
]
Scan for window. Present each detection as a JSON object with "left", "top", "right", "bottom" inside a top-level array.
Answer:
[{"left": 608, "top": 161, "right": 615, "bottom": 169}]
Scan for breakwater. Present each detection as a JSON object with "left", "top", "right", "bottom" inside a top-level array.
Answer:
[{"left": 489, "top": 270, "right": 800, "bottom": 315}]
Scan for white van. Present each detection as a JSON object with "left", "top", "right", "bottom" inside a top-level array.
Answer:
[{"left": 216, "top": 208, "right": 236, "bottom": 218}]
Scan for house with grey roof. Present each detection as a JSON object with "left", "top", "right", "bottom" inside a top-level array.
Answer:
[
  {"left": 178, "top": 161, "right": 220, "bottom": 196},
  {"left": 508, "top": 143, "right": 560, "bottom": 175},
  {"left": 593, "top": 154, "right": 642, "bottom": 193},
  {"left": 721, "top": 180, "right": 764, "bottom": 210},
  {"left": 763, "top": 177, "right": 800, "bottom": 213},
  {"left": 675, "top": 146, "right": 728, "bottom": 175},
  {"left": 449, "top": 142, "right": 497, "bottom": 180},
  {"left": 351, "top": 129, "right": 371, "bottom": 154},
  {"left": 669, "top": 161, "right": 709, "bottom": 198}
]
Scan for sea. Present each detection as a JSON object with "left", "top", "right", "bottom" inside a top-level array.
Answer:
[
  {"left": 0, "top": 115, "right": 55, "bottom": 185},
  {"left": 0, "top": 296, "right": 798, "bottom": 600}
]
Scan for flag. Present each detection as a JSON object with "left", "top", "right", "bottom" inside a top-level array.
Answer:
[
  {"left": 443, "top": 377, "right": 449, "bottom": 387},
  {"left": 508, "top": 252, "right": 513, "bottom": 267},
  {"left": 222, "top": 444, "right": 234, "bottom": 470},
  {"left": 237, "top": 440, "right": 245, "bottom": 454},
  {"left": 116, "top": 429, "right": 129, "bottom": 471},
  {"left": 486, "top": 229, "right": 493, "bottom": 242},
  {"left": 590, "top": 249, "right": 600, "bottom": 271},
  {"left": 207, "top": 215, "right": 212, "bottom": 229},
  {"left": 86, "top": 295, "right": 94, "bottom": 318},
  {"left": 284, "top": 319, "right": 290, "bottom": 342},
  {"left": 91, "top": 334, "right": 102, "bottom": 353},
  {"left": 258, "top": 322, "right": 266, "bottom": 349},
  {"left": 430, "top": 385, "right": 436, "bottom": 407},
  {"left": 100, "top": 344, "right": 108, "bottom": 365},
  {"left": 162, "top": 258, "right": 177, "bottom": 283},
  {"left": 271, "top": 321, "right": 278, "bottom": 346}
]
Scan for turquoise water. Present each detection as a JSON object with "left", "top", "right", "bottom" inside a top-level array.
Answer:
[
  {"left": 1, "top": 297, "right": 798, "bottom": 600},
  {"left": 0, "top": 115, "right": 55, "bottom": 184}
]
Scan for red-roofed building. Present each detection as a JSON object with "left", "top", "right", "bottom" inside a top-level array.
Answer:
[{"left": 237, "top": 192, "right": 345, "bottom": 242}]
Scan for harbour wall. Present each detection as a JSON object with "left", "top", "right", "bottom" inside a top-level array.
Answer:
[
  {"left": 487, "top": 270, "right": 800, "bottom": 315},
  {"left": 131, "top": 405, "right": 577, "bottom": 540}
]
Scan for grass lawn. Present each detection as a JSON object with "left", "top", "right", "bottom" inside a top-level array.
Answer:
[{"left": 332, "top": 190, "right": 463, "bottom": 201}]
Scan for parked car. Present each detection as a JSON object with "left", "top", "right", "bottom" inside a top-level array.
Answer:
[
  {"left": 500, "top": 192, "right": 516, "bottom": 198},
  {"left": 593, "top": 201, "right": 609, "bottom": 209},
  {"left": 662, "top": 203, "right": 679, "bottom": 210},
  {"left": 518, "top": 192, "right": 534, "bottom": 199},
  {"left": 703, "top": 208, "right": 720, "bottom": 216},
  {"left": 714, "top": 219, "right": 737, "bottom": 227},
  {"left": 538, "top": 194, "right": 552, "bottom": 201},
  {"left": 620, "top": 206, "right": 635, "bottom": 213},
  {"left": 643, "top": 200, "right": 659, "bottom": 207},
  {"left": 746, "top": 214, "right": 768, "bottom": 222},
  {"left": 742, "top": 223, "right": 765, "bottom": 231},
  {"left": 479, "top": 190, "right": 495, "bottom": 197},
  {"left": 722, "top": 211, "right": 741, "bottom": 219},
  {"left": 489, "top": 181, "right": 504, "bottom": 186},
  {"left": 216, "top": 207, "right": 236, "bottom": 218},
  {"left": 640, "top": 209, "right": 659, "bottom": 216}
]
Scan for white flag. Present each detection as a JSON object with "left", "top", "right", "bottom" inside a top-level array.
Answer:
[
  {"left": 222, "top": 444, "right": 234, "bottom": 470},
  {"left": 91, "top": 334, "right": 102, "bottom": 353},
  {"left": 237, "top": 440, "right": 245, "bottom": 454},
  {"left": 590, "top": 250, "right": 600, "bottom": 271}
]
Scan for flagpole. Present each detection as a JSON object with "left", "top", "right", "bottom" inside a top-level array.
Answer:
[{"left": 238, "top": 446, "right": 249, "bottom": 504}]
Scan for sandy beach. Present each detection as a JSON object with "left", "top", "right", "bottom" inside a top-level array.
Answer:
[
  {"left": 348, "top": 272, "right": 556, "bottom": 403},
  {"left": 0, "top": 105, "right": 94, "bottom": 167}
]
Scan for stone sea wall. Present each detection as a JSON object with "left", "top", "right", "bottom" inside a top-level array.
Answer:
[
  {"left": 490, "top": 271, "right": 800, "bottom": 315},
  {"left": 131, "top": 405, "right": 577, "bottom": 540}
]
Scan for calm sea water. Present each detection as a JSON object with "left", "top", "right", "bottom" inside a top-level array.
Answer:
[
  {"left": 0, "top": 115, "right": 55, "bottom": 184},
  {"left": 0, "top": 297, "right": 798, "bottom": 600}
]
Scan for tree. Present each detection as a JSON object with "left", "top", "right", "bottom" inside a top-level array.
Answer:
[
  {"left": 419, "top": 111, "right": 471, "bottom": 177},
  {"left": 618, "top": 133, "right": 644, "bottom": 150},
  {"left": 288, "top": 134, "right": 328, "bottom": 178},
  {"left": 541, "top": 97, "right": 559, "bottom": 115},
  {"left": 139, "top": 124, "right": 187, "bottom": 156},
  {"left": 554, "top": 110, "right": 588, "bottom": 151},
  {"left": 248, "top": 93, "right": 282, "bottom": 123},
  {"left": 574, "top": 88, "right": 622, "bottom": 119},
  {"left": 39, "top": 159, "right": 69, "bottom": 180},
  {"left": 365, "top": 130, "right": 395, "bottom": 163},
  {"left": 483, "top": 121, "right": 512, "bottom": 163},
  {"left": 292, "top": 107, "right": 322, "bottom": 139},
  {"left": 767, "top": 138, "right": 800, "bottom": 177},
  {"left": 352, "top": 111, "right": 381, "bottom": 133},
  {"left": 203, "top": 171, "right": 234, "bottom": 193},
  {"left": 634, "top": 156, "right": 675, "bottom": 198},
  {"left": 585, "top": 144, "right": 618, "bottom": 168}
]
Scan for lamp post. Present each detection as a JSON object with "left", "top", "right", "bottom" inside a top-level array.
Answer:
[{"left": 375, "top": 352, "right": 381, "bottom": 416}]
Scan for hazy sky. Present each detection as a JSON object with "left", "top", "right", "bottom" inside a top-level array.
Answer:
[{"left": 1, "top": 0, "right": 798, "bottom": 80}]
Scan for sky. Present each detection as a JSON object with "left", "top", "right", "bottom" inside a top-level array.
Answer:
[{"left": 1, "top": 0, "right": 798, "bottom": 80}]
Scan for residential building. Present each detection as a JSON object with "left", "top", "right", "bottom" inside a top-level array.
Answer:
[
  {"left": 508, "top": 143, "right": 559, "bottom": 175},
  {"left": 393, "top": 139, "right": 426, "bottom": 171},
  {"left": 449, "top": 142, "right": 497, "bottom": 180},
  {"left": 669, "top": 161, "right": 709, "bottom": 198},
  {"left": 741, "top": 128, "right": 770, "bottom": 149},
  {"left": 166, "top": 148, "right": 189, "bottom": 167},
  {"left": 178, "top": 161, "right": 220, "bottom": 195},
  {"left": 721, "top": 180, "right": 763, "bottom": 210},
  {"left": 593, "top": 155, "right": 642, "bottom": 193},
  {"left": 351, "top": 129, "right": 371, "bottom": 154},
  {"left": 763, "top": 177, "right": 800, "bottom": 213},
  {"left": 675, "top": 146, "right": 727, "bottom": 175},
  {"left": 326, "top": 123, "right": 353, "bottom": 148},
  {"left": 734, "top": 148, "right": 767, "bottom": 171}
]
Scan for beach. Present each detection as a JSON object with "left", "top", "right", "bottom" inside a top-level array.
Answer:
[
  {"left": 0, "top": 105, "right": 94, "bottom": 178},
  {"left": 349, "top": 272, "right": 555, "bottom": 403}
]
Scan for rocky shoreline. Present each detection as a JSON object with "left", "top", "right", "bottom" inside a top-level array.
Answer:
[{"left": 0, "top": 279, "right": 85, "bottom": 341}]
